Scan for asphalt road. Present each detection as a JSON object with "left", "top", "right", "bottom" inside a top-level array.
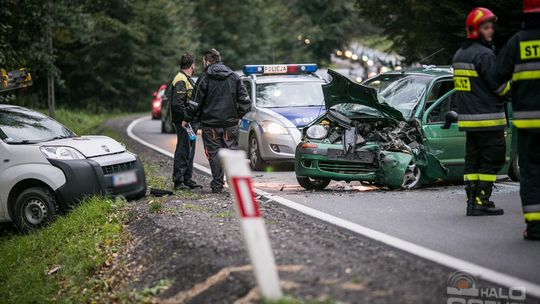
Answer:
[{"left": 132, "top": 116, "right": 539, "bottom": 288}]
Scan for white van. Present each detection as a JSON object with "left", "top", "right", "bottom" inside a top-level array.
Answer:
[{"left": 0, "top": 105, "right": 146, "bottom": 232}]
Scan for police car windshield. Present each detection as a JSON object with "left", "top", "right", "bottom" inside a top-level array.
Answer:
[
  {"left": 256, "top": 82, "right": 324, "bottom": 108},
  {"left": 0, "top": 107, "right": 75, "bottom": 144},
  {"left": 364, "top": 74, "right": 432, "bottom": 117}
]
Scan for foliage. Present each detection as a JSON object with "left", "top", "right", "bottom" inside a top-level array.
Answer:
[
  {"left": 1, "top": 0, "right": 196, "bottom": 110},
  {"left": 357, "top": 0, "right": 523, "bottom": 64},
  {"left": 0, "top": 197, "right": 127, "bottom": 303}
]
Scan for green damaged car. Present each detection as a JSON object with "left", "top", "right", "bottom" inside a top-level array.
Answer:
[{"left": 295, "top": 67, "right": 519, "bottom": 190}]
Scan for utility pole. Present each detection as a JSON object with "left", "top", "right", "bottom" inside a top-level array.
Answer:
[{"left": 46, "top": 0, "right": 55, "bottom": 118}]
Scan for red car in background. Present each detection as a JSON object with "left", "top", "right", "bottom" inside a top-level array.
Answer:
[{"left": 151, "top": 84, "right": 167, "bottom": 119}]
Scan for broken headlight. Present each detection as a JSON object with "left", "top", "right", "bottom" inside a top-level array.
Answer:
[{"left": 306, "top": 125, "right": 328, "bottom": 140}]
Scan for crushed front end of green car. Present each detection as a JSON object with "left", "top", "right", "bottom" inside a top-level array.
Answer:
[{"left": 294, "top": 69, "right": 450, "bottom": 190}]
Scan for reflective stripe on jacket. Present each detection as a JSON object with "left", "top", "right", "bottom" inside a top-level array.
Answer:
[
  {"left": 452, "top": 41, "right": 507, "bottom": 132},
  {"left": 493, "top": 26, "right": 540, "bottom": 129}
]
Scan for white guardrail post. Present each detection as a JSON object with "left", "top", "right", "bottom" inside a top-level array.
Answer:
[{"left": 218, "top": 149, "right": 283, "bottom": 300}]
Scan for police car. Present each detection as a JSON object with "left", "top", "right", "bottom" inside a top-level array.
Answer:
[{"left": 238, "top": 64, "right": 326, "bottom": 170}]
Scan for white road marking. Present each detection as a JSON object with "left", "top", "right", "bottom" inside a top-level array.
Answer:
[{"left": 127, "top": 116, "right": 540, "bottom": 298}]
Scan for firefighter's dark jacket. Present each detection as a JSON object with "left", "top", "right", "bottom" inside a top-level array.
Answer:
[
  {"left": 493, "top": 16, "right": 540, "bottom": 129},
  {"left": 452, "top": 40, "right": 507, "bottom": 131},
  {"left": 186, "top": 62, "right": 251, "bottom": 127},
  {"left": 170, "top": 71, "right": 195, "bottom": 122}
]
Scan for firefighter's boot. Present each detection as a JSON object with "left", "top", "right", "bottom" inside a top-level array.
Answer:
[
  {"left": 468, "top": 181, "right": 504, "bottom": 216},
  {"left": 465, "top": 180, "right": 477, "bottom": 216}
]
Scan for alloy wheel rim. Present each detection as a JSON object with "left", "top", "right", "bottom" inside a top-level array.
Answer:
[
  {"left": 250, "top": 137, "right": 258, "bottom": 166},
  {"left": 402, "top": 162, "right": 421, "bottom": 189},
  {"left": 24, "top": 199, "right": 48, "bottom": 225}
]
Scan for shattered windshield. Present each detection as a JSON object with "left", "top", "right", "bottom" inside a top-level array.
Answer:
[{"left": 364, "top": 74, "right": 432, "bottom": 118}]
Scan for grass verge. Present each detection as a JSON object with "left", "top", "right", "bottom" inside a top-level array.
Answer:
[{"left": 0, "top": 197, "right": 126, "bottom": 303}]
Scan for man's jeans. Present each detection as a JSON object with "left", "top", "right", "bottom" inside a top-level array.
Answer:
[
  {"left": 173, "top": 122, "right": 198, "bottom": 184},
  {"left": 201, "top": 125, "right": 239, "bottom": 191}
]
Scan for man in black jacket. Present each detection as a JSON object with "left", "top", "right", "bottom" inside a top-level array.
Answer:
[
  {"left": 171, "top": 53, "right": 202, "bottom": 190},
  {"left": 452, "top": 7, "right": 507, "bottom": 216},
  {"left": 492, "top": 0, "right": 540, "bottom": 240},
  {"left": 186, "top": 49, "right": 251, "bottom": 193}
]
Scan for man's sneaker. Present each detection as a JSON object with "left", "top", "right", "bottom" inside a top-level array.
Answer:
[
  {"left": 184, "top": 179, "right": 202, "bottom": 189},
  {"left": 174, "top": 182, "right": 189, "bottom": 191},
  {"left": 211, "top": 188, "right": 223, "bottom": 193}
]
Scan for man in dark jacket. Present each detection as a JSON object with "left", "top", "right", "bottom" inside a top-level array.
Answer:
[
  {"left": 452, "top": 7, "right": 507, "bottom": 216},
  {"left": 186, "top": 49, "right": 251, "bottom": 193},
  {"left": 171, "top": 53, "right": 202, "bottom": 190},
  {"left": 492, "top": 0, "right": 540, "bottom": 240}
]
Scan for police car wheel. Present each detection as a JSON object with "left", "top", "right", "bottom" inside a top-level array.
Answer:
[
  {"left": 508, "top": 156, "right": 520, "bottom": 182},
  {"left": 249, "top": 134, "right": 266, "bottom": 171},
  {"left": 296, "top": 176, "right": 330, "bottom": 191}
]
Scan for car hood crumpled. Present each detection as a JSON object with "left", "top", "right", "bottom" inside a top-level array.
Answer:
[{"left": 323, "top": 69, "right": 405, "bottom": 121}]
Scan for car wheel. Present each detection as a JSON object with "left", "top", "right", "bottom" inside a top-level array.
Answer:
[
  {"left": 249, "top": 134, "right": 267, "bottom": 171},
  {"left": 161, "top": 120, "right": 166, "bottom": 133},
  {"left": 399, "top": 161, "right": 422, "bottom": 190},
  {"left": 508, "top": 156, "right": 520, "bottom": 182},
  {"left": 13, "top": 187, "right": 58, "bottom": 233},
  {"left": 296, "top": 176, "right": 331, "bottom": 190}
]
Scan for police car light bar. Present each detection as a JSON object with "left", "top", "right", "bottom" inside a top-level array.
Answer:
[{"left": 243, "top": 64, "right": 318, "bottom": 76}]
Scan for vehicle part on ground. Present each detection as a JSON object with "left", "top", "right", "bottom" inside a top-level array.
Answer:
[
  {"left": 296, "top": 176, "right": 331, "bottom": 190},
  {"left": 14, "top": 187, "right": 58, "bottom": 233}
]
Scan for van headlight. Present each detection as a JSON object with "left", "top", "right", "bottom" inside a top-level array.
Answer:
[
  {"left": 306, "top": 125, "right": 328, "bottom": 140},
  {"left": 40, "top": 146, "right": 85, "bottom": 160},
  {"left": 261, "top": 121, "right": 288, "bottom": 135}
]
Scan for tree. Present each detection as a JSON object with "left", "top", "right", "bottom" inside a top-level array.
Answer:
[{"left": 357, "top": 0, "right": 523, "bottom": 64}]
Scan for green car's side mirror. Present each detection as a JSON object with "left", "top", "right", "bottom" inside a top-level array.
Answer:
[{"left": 441, "top": 111, "right": 458, "bottom": 129}]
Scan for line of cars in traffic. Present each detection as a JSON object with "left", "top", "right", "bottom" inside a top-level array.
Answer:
[{"left": 156, "top": 63, "right": 519, "bottom": 190}]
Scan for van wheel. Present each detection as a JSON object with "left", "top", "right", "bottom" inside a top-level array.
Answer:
[
  {"left": 297, "top": 176, "right": 330, "bottom": 190},
  {"left": 508, "top": 156, "right": 520, "bottom": 182},
  {"left": 13, "top": 187, "right": 58, "bottom": 233}
]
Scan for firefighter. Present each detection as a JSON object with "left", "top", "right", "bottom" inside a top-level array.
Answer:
[
  {"left": 452, "top": 7, "right": 506, "bottom": 216},
  {"left": 492, "top": 0, "right": 540, "bottom": 240}
]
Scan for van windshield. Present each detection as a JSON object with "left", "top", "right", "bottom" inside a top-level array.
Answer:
[{"left": 0, "top": 107, "right": 75, "bottom": 144}]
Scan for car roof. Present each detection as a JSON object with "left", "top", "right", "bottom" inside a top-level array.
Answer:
[
  {"left": 242, "top": 74, "right": 325, "bottom": 84},
  {"left": 383, "top": 66, "right": 453, "bottom": 78}
]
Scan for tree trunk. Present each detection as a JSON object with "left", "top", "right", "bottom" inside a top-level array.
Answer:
[{"left": 46, "top": 0, "right": 55, "bottom": 118}]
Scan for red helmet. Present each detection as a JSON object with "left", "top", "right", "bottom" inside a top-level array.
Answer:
[
  {"left": 466, "top": 7, "right": 497, "bottom": 39},
  {"left": 524, "top": 0, "right": 540, "bottom": 13}
]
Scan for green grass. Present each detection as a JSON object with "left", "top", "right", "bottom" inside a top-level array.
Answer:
[
  {"left": 149, "top": 200, "right": 163, "bottom": 213},
  {"left": 54, "top": 109, "right": 108, "bottom": 135},
  {"left": 211, "top": 211, "right": 233, "bottom": 218},
  {"left": 0, "top": 197, "right": 127, "bottom": 303}
]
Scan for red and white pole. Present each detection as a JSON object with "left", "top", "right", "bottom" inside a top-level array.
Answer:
[{"left": 218, "top": 149, "right": 283, "bottom": 300}]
